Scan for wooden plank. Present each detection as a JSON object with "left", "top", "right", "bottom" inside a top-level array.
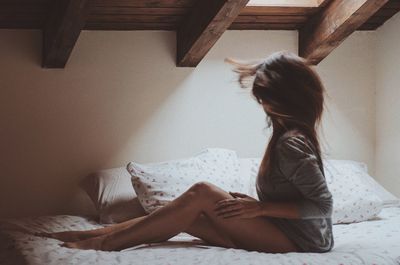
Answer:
[
  {"left": 92, "top": 0, "right": 197, "bottom": 8},
  {"left": 85, "top": 22, "right": 177, "bottom": 30},
  {"left": 365, "top": 15, "right": 396, "bottom": 24},
  {"left": 0, "top": 0, "right": 50, "bottom": 4},
  {"left": 235, "top": 15, "right": 308, "bottom": 23},
  {"left": 384, "top": 0, "right": 400, "bottom": 9},
  {"left": 299, "top": 0, "right": 389, "bottom": 64},
  {"left": 1, "top": 0, "right": 397, "bottom": 32},
  {"left": 42, "top": 0, "right": 93, "bottom": 68},
  {"left": 317, "top": 0, "right": 331, "bottom": 8},
  {"left": 248, "top": 0, "right": 319, "bottom": 6},
  {"left": 229, "top": 22, "right": 301, "bottom": 30},
  {"left": 358, "top": 23, "right": 382, "bottom": 30},
  {"left": 360, "top": 11, "right": 400, "bottom": 30},
  {"left": 0, "top": 20, "right": 44, "bottom": 29},
  {"left": 87, "top": 14, "right": 183, "bottom": 23},
  {"left": 240, "top": 6, "right": 318, "bottom": 15},
  {"left": 177, "top": 0, "right": 249, "bottom": 67},
  {"left": 91, "top": 7, "right": 187, "bottom": 15},
  {"left": 373, "top": 7, "right": 400, "bottom": 17}
]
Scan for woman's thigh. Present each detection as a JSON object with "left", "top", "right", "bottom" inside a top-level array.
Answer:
[
  {"left": 190, "top": 182, "right": 300, "bottom": 253},
  {"left": 185, "top": 213, "right": 236, "bottom": 248},
  {"left": 216, "top": 214, "right": 299, "bottom": 253}
]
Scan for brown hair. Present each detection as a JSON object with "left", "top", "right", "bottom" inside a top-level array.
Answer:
[{"left": 226, "top": 51, "right": 326, "bottom": 178}]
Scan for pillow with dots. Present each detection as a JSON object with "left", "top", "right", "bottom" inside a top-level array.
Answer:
[
  {"left": 127, "top": 148, "right": 244, "bottom": 213},
  {"left": 242, "top": 158, "right": 387, "bottom": 224},
  {"left": 324, "top": 160, "right": 384, "bottom": 224}
]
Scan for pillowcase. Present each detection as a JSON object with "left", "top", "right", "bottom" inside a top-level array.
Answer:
[
  {"left": 241, "top": 157, "right": 390, "bottom": 224},
  {"left": 324, "top": 160, "right": 384, "bottom": 224},
  {"left": 326, "top": 159, "right": 400, "bottom": 207},
  {"left": 80, "top": 167, "right": 146, "bottom": 224},
  {"left": 238, "top": 158, "right": 261, "bottom": 198},
  {"left": 127, "top": 148, "right": 243, "bottom": 214}
]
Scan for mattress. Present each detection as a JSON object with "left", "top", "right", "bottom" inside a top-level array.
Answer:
[{"left": 1, "top": 207, "right": 400, "bottom": 265}]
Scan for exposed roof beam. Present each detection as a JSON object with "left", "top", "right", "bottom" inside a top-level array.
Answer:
[
  {"left": 299, "top": 0, "right": 388, "bottom": 64},
  {"left": 177, "top": 0, "right": 249, "bottom": 67},
  {"left": 42, "top": 0, "right": 93, "bottom": 68},
  {"left": 317, "top": 0, "right": 331, "bottom": 8},
  {"left": 247, "top": 0, "right": 319, "bottom": 7}
]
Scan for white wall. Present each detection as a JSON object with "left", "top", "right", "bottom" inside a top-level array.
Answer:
[
  {"left": 375, "top": 12, "right": 400, "bottom": 197},
  {"left": 317, "top": 31, "right": 377, "bottom": 174},
  {"left": 0, "top": 29, "right": 377, "bottom": 217}
]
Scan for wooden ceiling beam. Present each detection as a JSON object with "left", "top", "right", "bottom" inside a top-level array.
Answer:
[
  {"left": 42, "top": 0, "right": 93, "bottom": 68},
  {"left": 299, "top": 0, "right": 389, "bottom": 65},
  {"left": 177, "top": 0, "right": 249, "bottom": 67}
]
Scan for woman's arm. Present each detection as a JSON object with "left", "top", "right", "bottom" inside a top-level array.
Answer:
[
  {"left": 214, "top": 192, "right": 302, "bottom": 219},
  {"left": 276, "top": 136, "right": 333, "bottom": 219},
  {"left": 215, "top": 134, "right": 333, "bottom": 220},
  {"left": 259, "top": 201, "right": 301, "bottom": 219}
]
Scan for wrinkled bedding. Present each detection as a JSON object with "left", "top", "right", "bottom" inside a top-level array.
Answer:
[{"left": 1, "top": 207, "right": 400, "bottom": 265}]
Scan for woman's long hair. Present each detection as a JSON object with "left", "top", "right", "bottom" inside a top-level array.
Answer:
[{"left": 226, "top": 51, "right": 326, "bottom": 178}]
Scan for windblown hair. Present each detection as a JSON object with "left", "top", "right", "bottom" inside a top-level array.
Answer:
[{"left": 226, "top": 51, "right": 326, "bottom": 178}]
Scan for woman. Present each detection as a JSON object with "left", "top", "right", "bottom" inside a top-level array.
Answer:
[{"left": 40, "top": 51, "right": 334, "bottom": 253}]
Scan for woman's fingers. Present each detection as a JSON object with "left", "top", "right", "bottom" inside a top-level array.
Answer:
[
  {"left": 229, "top": 192, "right": 247, "bottom": 198},
  {"left": 215, "top": 199, "right": 237, "bottom": 209},
  {"left": 215, "top": 204, "right": 243, "bottom": 215},
  {"left": 214, "top": 194, "right": 260, "bottom": 219},
  {"left": 220, "top": 209, "right": 244, "bottom": 219}
]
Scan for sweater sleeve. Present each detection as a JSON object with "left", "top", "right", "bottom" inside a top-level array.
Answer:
[{"left": 276, "top": 135, "right": 333, "bottom": 219}]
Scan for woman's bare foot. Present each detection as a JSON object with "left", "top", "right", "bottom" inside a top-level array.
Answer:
[
  {"left": 35, "top": 231, "right": 97, "bottom": 242},
  {"left": 61, "top": 236, "right": 106, "bottom": 251}
]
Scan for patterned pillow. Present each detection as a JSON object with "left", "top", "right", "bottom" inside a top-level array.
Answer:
[
  {"left": 242, "top": 158, "right": 384, "bottom": 224},
  {"left": 127, "top": 148, "right": 243, "bottom": 213},
  {"left": 324, "top": 160, "right": 384, "bottom": 224},
  {"left": 326, "top": 159, "right": 400, "bottom": 208},
  {"left": 238, "top": 158, "right": 262, "bottom": 198}
]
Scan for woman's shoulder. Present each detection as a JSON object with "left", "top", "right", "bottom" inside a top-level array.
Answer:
[{"left": 276, "top": 129, "right": 316, "bottom": 158}]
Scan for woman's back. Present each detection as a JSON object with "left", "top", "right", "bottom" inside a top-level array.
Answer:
[{"left": 256, "top": 129, "right": 334, "bottom": 253}]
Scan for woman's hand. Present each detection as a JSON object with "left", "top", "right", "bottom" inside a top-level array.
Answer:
[{"left": 214, "top": 192, "right": 263, "bottom": 219}]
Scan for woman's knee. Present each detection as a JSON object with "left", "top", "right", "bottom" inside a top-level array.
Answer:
[
  {"left": 177, "top": 182, "right": 214, "bottom": 206},
  {"left": 188, "top": 181, "right": 232, "bottom": 206},
  {"left": 188, "top": 181, "right": 216, "bottom": 196}
]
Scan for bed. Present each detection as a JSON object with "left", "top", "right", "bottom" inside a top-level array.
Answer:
[
  {"left": 2, "top": 152, "right": 400, "bottom": 265},
  {"left": 1, "top": 205, "right": 400, "bottom": 265}
]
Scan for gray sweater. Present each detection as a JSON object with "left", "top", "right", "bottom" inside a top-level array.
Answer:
[{"left": 256, "top": 130, "right": 334, "bottom": 253}]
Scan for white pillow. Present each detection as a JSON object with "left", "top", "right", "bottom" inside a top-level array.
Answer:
[
  {"left": 362, "top": 175, "right": 400, "bottom": 207},
  {"left": 326, "top": 159, "right": 400, "bottom": 207},
  {"left": 241, "top": 158, "right": 389, "bottom": 223},
  {"left": 80, "top": 167, "right": 146, "bottom": 224},
  {"left": 238, "top": 158, "right": 261, "bottom": 198},
  {"left": 324, "top": 160, "right": 384, "bottom": 224},
  {"left": 127, "top": 148, "right": 244, "bottom": 213}
]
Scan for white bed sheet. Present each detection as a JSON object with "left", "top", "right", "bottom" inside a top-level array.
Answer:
[{"left": 1, "top": 207, "right": 400, "bottom": 265}]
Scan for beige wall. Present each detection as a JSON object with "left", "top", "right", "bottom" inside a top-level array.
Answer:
[
  {"left": 0, "top": 29, "right": 377, "bottom": 217},
  {"left": 317, "top": 31, "right": 377, "bottom": 174},
  {"left": 375, "top": 12, "right": 400, "bottom": 197}
]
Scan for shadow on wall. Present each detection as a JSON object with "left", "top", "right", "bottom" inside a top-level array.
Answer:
[{"left": 0, "top": 30, "right": 194, "bottom": 217}]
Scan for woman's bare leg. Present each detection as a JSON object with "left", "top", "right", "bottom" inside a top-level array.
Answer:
[
  {"left": 38, "top": 199, "right": 148, "bottom": 242},
  {"left": 63, "top": 182, "right": 300, "bottom": 253},
  {"left": 42, "top": 207, "right": 229, "bottom": 246},
  {"left": 184, "top": 213, "right": 237, "bottom": 248},
  {"left": 38, "top": 215, "right": 148, "bottom": 242},
  {"left": 43, "top": 211, "right": 227, "bottom": 246}
]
